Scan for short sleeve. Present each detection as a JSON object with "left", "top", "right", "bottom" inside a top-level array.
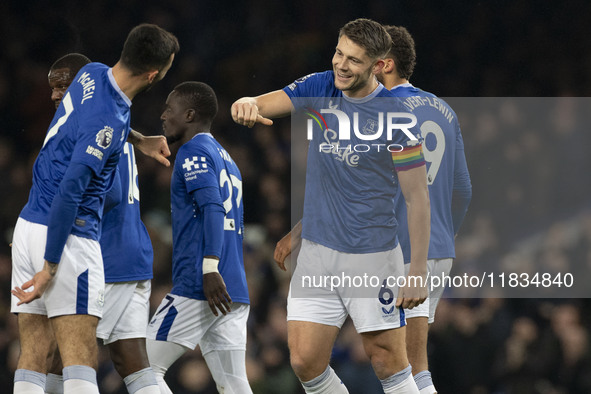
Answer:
[
  {"left": 71, "top": 114, "right": 125, "bottom": 175},
  {"left": 176, "top": 145, "right": 218, "bottom": 194}
]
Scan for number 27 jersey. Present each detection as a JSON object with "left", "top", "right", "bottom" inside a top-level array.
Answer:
[{"left": 170, "top": 133, "right": 248, "bottom": 304}]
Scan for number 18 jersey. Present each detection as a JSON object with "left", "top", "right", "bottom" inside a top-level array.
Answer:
[
  {"left": 100, "top": 142, "right": 153, "bottom": 282},
  {"left": 170, "top": 133, "right": 248, "bottom": 304}
]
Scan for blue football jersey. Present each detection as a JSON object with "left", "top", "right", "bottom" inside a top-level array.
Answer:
[
  {"left": 170, "top": 133, "right": 249, "bottom": 304},
  {"left": 100, "top": 142, "right": 153, "bottom": 282},
  {"left": 20, "top": 63, "right": 131, "bottom": 243},
  {"left": 283, "top": 71, "right": 424, "bottom": 253},
  {"left": 391, "top": 84, "right": 471, "bottom": 262}
]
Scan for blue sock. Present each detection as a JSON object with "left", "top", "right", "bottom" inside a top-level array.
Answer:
[
  {"left": 301, "top": 366, "right": 348, "bottom": 393},
  {"left": 414, "top": 370, "right": 433, "bottom": 390},
  {"left": 380, "top": 364, "right": 413, "bottom": 391},
  {"left": 62, "top": 365, "right": 97, "bottom": 385},
  {"left": 14, "top": 369, "right": 46, "bottom": 388}
]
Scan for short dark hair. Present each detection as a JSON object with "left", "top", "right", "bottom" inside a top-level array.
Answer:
[
  {"left": 50, "top": 53, "right": 91, "bottom": 78},
  {"left": 339, "top": 18, "right": 392, "bottom": 60},
  {"left": 120, "top": 23, "right": 180, "bottom": 75},
  {"left": 383, "top": 25, "right": 416, "bottom": 80},
  {"left": 173, "top": 81, "right": 218, "bottom": 123}
]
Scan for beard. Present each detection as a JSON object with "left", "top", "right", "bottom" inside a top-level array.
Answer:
[{"left": 166, "top": 133, "right": 183, "bottom": 145}]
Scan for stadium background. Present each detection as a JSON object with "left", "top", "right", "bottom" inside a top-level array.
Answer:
[{"left": 1, "top": 0, "right": 591, "bottom": 392}]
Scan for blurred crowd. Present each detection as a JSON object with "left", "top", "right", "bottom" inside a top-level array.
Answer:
[{"left": 1, "top": 1, "right": 591, "bottom": 393}]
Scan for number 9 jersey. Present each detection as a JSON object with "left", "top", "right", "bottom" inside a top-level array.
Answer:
[
  {"left": 392, "top": 84, "right": 472, "bottom": 262},
  {"left": 169, "top": 133, "right": 249, "bottom": 304}
]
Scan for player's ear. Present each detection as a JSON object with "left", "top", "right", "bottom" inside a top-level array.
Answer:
[
  {"left": 372, "top": 58, "right": 386, "bottom": 75},
  {"left": 382, "top": 58, "right": 395, "bottom": 74},
  {"left": 185, "top": 109, "right": 195, "bottom": 122},
  {"left": 146, "top": 70, "right": 159, "bottom": 84}
]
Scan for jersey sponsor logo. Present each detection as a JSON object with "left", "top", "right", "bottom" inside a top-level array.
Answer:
[
  {"left": 382, "top": 306, "right": 395, "bottom": 315},
  {"left": 182, "top": 156, "right": 207, "bottom": 172},
  {"left": 96, "top": 126, "right": 114, "bottom": 149},
  {"left": 86, "top": 145, "right": 104, "bottom": 160},
  {"left": 182, "top": 156, "right": 209, "bottom": 180}
]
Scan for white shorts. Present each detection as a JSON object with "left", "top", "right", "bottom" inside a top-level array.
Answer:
[
  {"left": 404, "top": 258, "right": 453, "bottom": 324},
  {"left": 11, "top": 218, "right": 105, "bottom": 318},
  {"left": 146, "top": 294, "right": 249, "bottom": 356},
  {"left": 287, "top": 239, "right": 406, "bottom": 333},
  {"left": 96, "top": 280, "right": 151, "bottom": 344}
]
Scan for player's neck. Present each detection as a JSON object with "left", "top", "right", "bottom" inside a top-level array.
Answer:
[
  {"left": 185, "top": 127, "right": 211, "bottom": 144},
  {"left": 383, "top": 75, "right": 408, "bottom": 91},
  {"left": 110, "top": 62, "right": 149, "bottom": 101},
  {"left": 344, "top": 77, "right": 380, "bottom": 99}
]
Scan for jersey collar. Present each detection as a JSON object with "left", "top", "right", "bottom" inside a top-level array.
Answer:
[
  {"left": 342, "top": 80, "right": 385, "bottom": 104},
  {"left": 108, "top": 68, "right": 132, "bottom": 107},
  {"left": 391, "top": 82, "right": 414, "bottom": 91}
]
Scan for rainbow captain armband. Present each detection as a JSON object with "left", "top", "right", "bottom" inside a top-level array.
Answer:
[
  {"left": 391, "top": 144, "right": 425, "bottom": 171},
  {"left": 202, "top": 257, "right": 220, "bottom": 275}
]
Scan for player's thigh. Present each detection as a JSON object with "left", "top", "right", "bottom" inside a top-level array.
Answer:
[
  {"left": 287, "top": 239, "right": 348, "bottom": 328},
  {"left": 44, "top": 235, "right": 105, "bottom": 319},
  {"left": 51, "top": 314, "right": 99, "bottom": 368},
  {"left": 404, "top": 258, "right": 453, "bottom": 322},
  {"left": 11, "top": 218, "right": 47, "bottom": 315},
  {"left": 403, "top": 296, "right": 429, "bottom": 320},
  {"left": 342, "top": 245, "right": 406, "bottom": 333},
  {"left": 427, "top": 258, "right": 453, "bottom": 323},
  {"left": 97, "top": 280, "right": 150, "bottom": 345},
  {"left": 287, "top": 286, "right": 348, "bottom": 328},
  {"left": 16, "top": 313, "right": 54, "bottom": 371},
  {"left": 147, "top": 294, "right": 214, "bottom": 349},
  {"left": 199, "top": 303, "right": 250, "bottom": 356}
]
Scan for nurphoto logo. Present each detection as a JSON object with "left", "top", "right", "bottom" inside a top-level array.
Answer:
[
  {"left": 305, "top": 107, "right": 418, "bottom": 142},
  {"left": 304, "top": 107, "right": 419, "bottom": 167}
]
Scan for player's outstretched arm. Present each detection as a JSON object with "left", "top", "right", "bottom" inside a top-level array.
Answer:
[
  {"left": 274, "top": 220, "right": 302, "bottom": 271},
  {"left": 396, "top": 164, "right": 430, "bottom": 310},
  {"left": 12, "top": 261, "right": 58, "bottom": 305},
  {"left": 128, "top": 129, "right": 171, "bottom": 167},
  {"left": 231, "top": 90, "right": 292, "bottom": 128}
]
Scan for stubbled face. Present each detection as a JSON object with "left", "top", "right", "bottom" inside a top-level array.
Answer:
[
  {"left": 332, "top": 35, "right": 377, "bottom": 98},
  {"left": 161, "top": 90, "right": 188, "bottom": 144},
  {"left": 375, "top": 59, "right": 390, "bottom": 86},
  {"left": 156, "top": 53, "right": 175, "bottom": 83},
  {"left": 48, "top": 68, "right": 73, "bottom": 109}
]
